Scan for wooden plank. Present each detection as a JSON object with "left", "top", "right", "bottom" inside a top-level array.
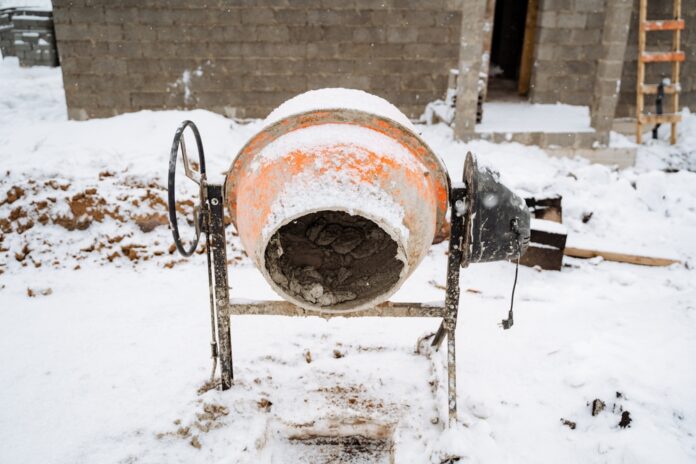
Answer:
[
  {"left": 520, "top": 245, "right": 564, "bottom": 271},
  {"left": 643, "top": 19, "right": 684, "bottom": 31},
  {"left": 564, "top": 247, "right": 680, "bottom": 267},
  {"left": 640, "top": 83, "right": 679, "bottom": 94},
  {"left": 638, "top": 113, "right": 682, "bottom": 124},
  {"left": 640, "top": 51, "right": 685, "bottom": 63},
  {"left": 518, "top": 0, "right": 538, "bottom": 96}
]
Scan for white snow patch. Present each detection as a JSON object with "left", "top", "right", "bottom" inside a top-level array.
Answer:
[
  {"left": 264, "top": 87, "right": 416, "bottom": 131},
  {"left": 476, "top": 102, "right": 594, "bottom": 133}
]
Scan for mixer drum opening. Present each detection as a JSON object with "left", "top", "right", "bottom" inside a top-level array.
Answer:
[{"left": 264, "top": 210, "right": 405, "bottom": 310}]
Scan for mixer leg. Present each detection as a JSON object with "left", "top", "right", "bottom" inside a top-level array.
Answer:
[
  {"left": 446, "top": 318, "right": 457, "bottom": 425},
  {"left": 435, "top": 183, "right": 467, "bottom": 424},
  {"left": 207, "top": 185, "right": 234, "bottom": 390},
  {"left": 217, "top": 312, "right": 233, "bottom": 390}
]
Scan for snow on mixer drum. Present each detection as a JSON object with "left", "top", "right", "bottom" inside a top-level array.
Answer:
[{"left": 224, "top": 89, "right": 450, "bottom": 313}]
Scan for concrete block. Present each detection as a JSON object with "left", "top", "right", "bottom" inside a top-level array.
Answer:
[
  {"left": 433, "top": 11, "right": 459, "bottom": 26},
  {"left": 251, "top": 57, "right": 305, "bottom": 74},
  {"left": 288, "top": 25, "right": 322, "bottom": 41},
  {"left": 352, "top": 27, "right": 385, "bottom": 43},
  {"left": 538, "top": 11, "right": 557, "bottom": 28},
  {"left": 87, "top": 24, "right": 123, "bottom": 42},
  {"left": 556, "top": 12, "right": 586, "bottom": 29},
  {"left": 417, "top": 27, "right": 449, "bottom": 44},
  {"left": 241, "top": 7, "right": 276, "bottom": 25},
  {"left": 573, "top": 132, "right": 600, "bottom": 149},
  {"left": 547, "top": 147, "right": 636, "bottom": 168},
  {"left": 62, "top": 6, "right": 104, "bottom": 23},
  {"left": 323, "top": 26, "right": 354, "bottom": 42},
  {"left": 138, "top": 9, "right": 179, "bottom": 26},
  {"left": 400, "top": 10, "right": 437, "bottom": 26},
  {"left": 272, "top": 9, "right": 306, "bottom": 25},
  {"left": 401, "top": 74, "right": 436, "bottom": 91},
  {"left": 104, "top": 8, "right": 139, "bottom": 24},
  {"left": 306, "top": 42, "right": 340, "bottom": 59},
  {"left": 256, "top": 25, "right": 290, "bottom": 42},
  {"left": 542, "top": 132, "right": 576, "bottom": 147},
  {"left": 307, "top": 10, "right": 367, "bottom": 26},
  {"left": 386, "top": 27, "right": 419, "bottom": 44},
  {"left": 570, "top": 29, "right": 601, "bottom": 45},
  {"left": 542, "top": 0, "right": 572, "bottom": 9},
  {"left": 306, "top": 58, "right": 353, "bottom": 74},
  {"left": 574, "top": 0, "right": 604, "bottom": 13},
  {"left": 585, "top": 12, "right": 604, "bottom": 29},
  {"left": 107, "top": 41, "right": 142, "bottom": 58}
]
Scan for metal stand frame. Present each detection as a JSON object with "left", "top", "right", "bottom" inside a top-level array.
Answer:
[
  {"left": 169, "top": 120, "right": 466, "bottom": 425},
  {"left": 202, "top": 182, "right": 465, "bottom": 424}
]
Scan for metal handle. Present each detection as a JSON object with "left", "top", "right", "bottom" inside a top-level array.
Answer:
[{"left": 168, "top": 120, "right": 207, "bottom": 257}]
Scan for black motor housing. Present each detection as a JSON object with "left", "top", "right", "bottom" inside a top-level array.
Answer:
[{"left": 461, "top": 153, "right": 530, "bottom": 266}]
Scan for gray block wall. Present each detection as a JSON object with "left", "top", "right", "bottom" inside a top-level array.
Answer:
[
  {"left": 0, "top": 8, "right": 58, "bottom": 67},
  {"left": 0, "top": 9, "right": 14, "bottom": 55},
  {"left": 615, "top": 0, "right": 696, "bottom": 117},
  {"left": 52, "top": 0, "right": 462, "bottom": 120},
  {"left": 529, "top": 0, "right": 606, "bottom": 106}
]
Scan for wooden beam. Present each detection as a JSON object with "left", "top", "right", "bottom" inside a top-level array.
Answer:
[
  {"left": 638, "top": 113, "right": 682, "bottom": 124},
  {"left": 640, "top": 51, "right": 685, "bottom": 63},
  {"left": 643, "top": 19, "right": 684, "bottom": 31},
  {"left": 640, "top": 83, "right": 679, "bottom": 94},
  {"left": 564, "top": 247, "right": 680, "bottom": 267},
  {"left": 518, "top": 0, "right": 538, "bottom": 96}
]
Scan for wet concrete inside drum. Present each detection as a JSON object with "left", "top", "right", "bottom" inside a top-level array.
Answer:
[{"left": 264, "top": 210, "right": 404, "bottom": 309}]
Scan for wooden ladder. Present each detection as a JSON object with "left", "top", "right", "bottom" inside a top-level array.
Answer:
[{"left": 636, "top": 0, "right": 684, "bottom": 145}]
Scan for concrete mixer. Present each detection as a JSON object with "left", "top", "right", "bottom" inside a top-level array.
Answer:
[{"left": 167, "top": 89, "right": 530, "bottom": 426}]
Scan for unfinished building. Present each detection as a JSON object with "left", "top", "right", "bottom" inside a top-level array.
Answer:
[{"left": 49, "top": 0, "right": 693, "bottom": 155}]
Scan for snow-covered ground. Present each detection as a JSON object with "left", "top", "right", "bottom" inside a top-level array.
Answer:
[
  {"left": 476, "top": 102, "right": 594, "bottom": 134},
  {"left": 1, "top": 57, "right": 695, "bottom": 463}
]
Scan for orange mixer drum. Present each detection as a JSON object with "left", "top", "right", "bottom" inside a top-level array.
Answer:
[{"left": 224, "top": 89, "right": 449, "bottom": 313}]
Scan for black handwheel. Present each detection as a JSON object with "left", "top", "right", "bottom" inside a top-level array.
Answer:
[{"left": 168, "top": 120, "right": 207, "bottom": 257}]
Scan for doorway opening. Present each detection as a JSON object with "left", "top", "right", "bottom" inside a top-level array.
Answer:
[{"left": 486, "top": 0, "right": 535, "bottom": 102}]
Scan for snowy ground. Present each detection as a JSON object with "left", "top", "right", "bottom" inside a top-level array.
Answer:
[
  {"left": 1, "top": 57, "right": 696, "bottom": 463},
  {"left": 476, "top": 102, "right": 594, "bottom": 134}
]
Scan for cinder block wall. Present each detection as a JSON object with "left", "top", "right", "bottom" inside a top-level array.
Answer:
[
  {"left": 529, "top": 0, "right": 606, "bottom": 106},
  {"left": 616, "top": 0, "right": 696, "bottom": 118},
  {"left": 52, "top": 0, "right": 461, "bottom": 120},
  {"left": 0, "top": 8, "right": 58, "bottom": 66}
]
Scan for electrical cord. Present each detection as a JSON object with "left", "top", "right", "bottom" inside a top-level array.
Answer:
[{"left": 501, "top": 218, "right": 522, "bottom": 330}]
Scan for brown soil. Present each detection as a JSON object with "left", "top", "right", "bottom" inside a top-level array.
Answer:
[{"left": 264, "top": 211, "right": 403, "bottom": 309}]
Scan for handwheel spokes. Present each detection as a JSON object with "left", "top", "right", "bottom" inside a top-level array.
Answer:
[{"left": 180, "top": 135, "right": 201, "bottom": 185}]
